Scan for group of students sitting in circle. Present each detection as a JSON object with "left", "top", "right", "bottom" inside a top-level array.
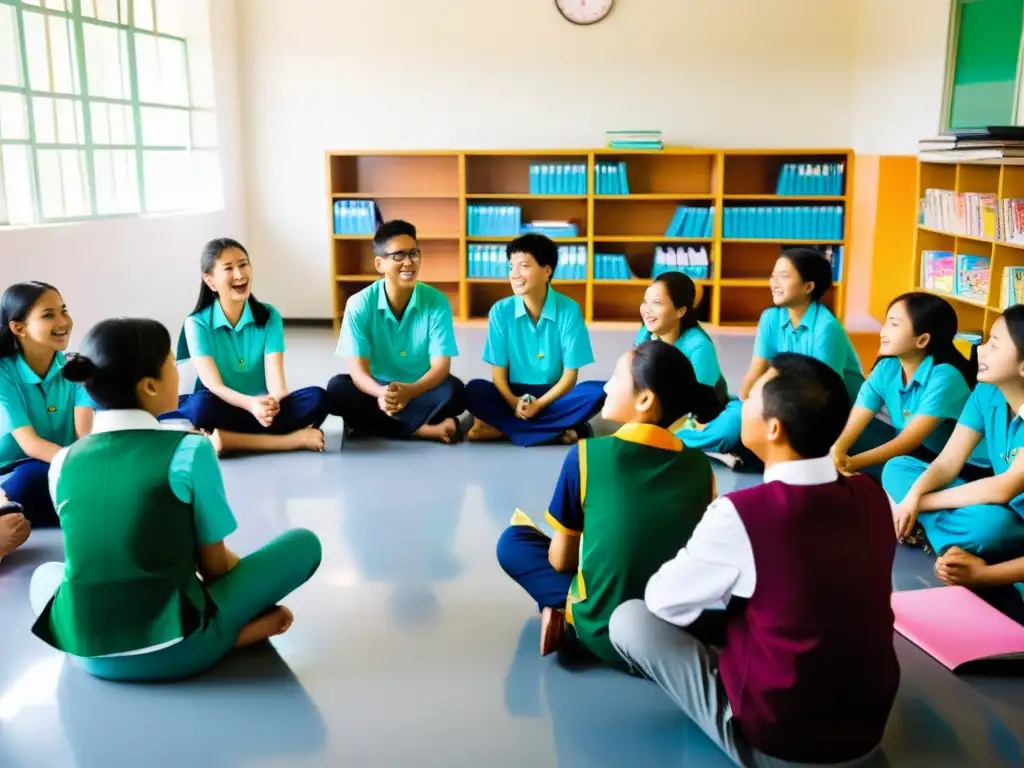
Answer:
[{"left": 1, "top": 217, "right": 1022, "bottom": 765}]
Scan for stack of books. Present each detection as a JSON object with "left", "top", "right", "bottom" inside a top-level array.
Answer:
[
  {"left": 665, "top": 207, "right": 714, "bottom": 238},
  {"left": 333, "top": 200, "right": 378, "bottom": 235},
  {"left": 467, "top": 205, "right": 521, "bottom": 237},
  {"left": 605, "top": 130, "right": 663, "bottom": 150},
  {"left": 652, "top": 246, "right": 710, "bottom": 280},
  {"left": 521, "top": 220, "right": 578, "bottom": 238},
  {"left": 595, "top": 162, "right": 630, "bottom": 194},
  {"left": 921, "top": 251, "right": 990, "bottom": 302},
  {"left": 919, "top": 127, "right": 1024, "bottom": 163},
  {"left": 776, "top": 163, "right": 845, "bottom": 196},
  {"left": 1000, "top": 267, "right": 1024, "bottom": 309},
  {"left": 723, "top": 206, "right": 843, "bottom": 239},
  {"left": 594, "top": 253, "right": 633, "bottom": 280},
  {"left": 529, "top": 164, "right": 588, "bottom": 194},
  {"left": 919, "top": 189, "right": 999, "bottom": 238},
  {"left": 552, "top": 246, "right": 588, "bottom": 280}
]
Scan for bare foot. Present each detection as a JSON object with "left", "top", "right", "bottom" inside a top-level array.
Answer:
[
  {"left": 415, "top": 418, "right": 459, "bottom": 444},
  {"left": 290, "top": 427, "right": 325, "bottom": 452},
  {"left": 468, "top": 419, "right": 504, "bottom": 442},
  {"left": 0, "top": 509, "right": 31, "bottom": 559},
  {"left": 540, "top": 606, "right": 566, "bottom": 656},
  {"left": 206, "top": 429, "right": 224, "bottom": 456},
  {"left": 560, "top": 429, "right": 579, "bottom": 445},
  {"left": 235, "top": 605, "right": 294, "bottom": 648}
]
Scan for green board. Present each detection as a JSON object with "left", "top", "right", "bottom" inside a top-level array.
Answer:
[{"left": 948, "top": 0, "right": 1024, "bottom": 130}]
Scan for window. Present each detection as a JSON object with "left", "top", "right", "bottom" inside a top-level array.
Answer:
[
  {"left": 942, "top": 0, "right": 1024, "bottom": 132},
  {"left": 0, "top": 0, "right": 220, "bottom": 226}
]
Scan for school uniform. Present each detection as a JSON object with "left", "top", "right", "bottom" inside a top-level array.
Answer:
[
  {"left": 883, "top": 383, "right": 1024, "bottom": 560},
  {"left": 633, "top": 326, "right": 729, "bottom": 404},
  {"left": 496, "top": 423, "right": 714, "bottom": 666},
  {"left": 0, "top": 352, "right": 94, "bottom": 526},
  {"left": 327, "top": 280, "right": 466, "bottom": 439},
  {"left": 676, "top": 303, "right": 865, "bottom": 455},
  {"left": 30, "top": 409, "right": 322, "bottom": 682},
  {"left": 610, "top": 457, "right": 898, "bottom": 767},
  {"left": 850, "top": 355, "right": 985, "bottom": 478},
  {"left": 465, "top": 288, "right": 605, "bottom": 447},
  {"left": 170, "top": 301, "right": 328, "bottom": 434}
]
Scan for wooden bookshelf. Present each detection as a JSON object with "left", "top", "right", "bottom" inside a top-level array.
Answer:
[
  {"left": 911, "top": 159, "right": 1024, "bottom": 341},
  {"left": 326, "top": 148, "right": 854, "bottom": 331}
]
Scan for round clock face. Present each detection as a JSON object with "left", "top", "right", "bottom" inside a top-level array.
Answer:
[{"left": 555, "top": 0, "right": 613, "bottom": 25}]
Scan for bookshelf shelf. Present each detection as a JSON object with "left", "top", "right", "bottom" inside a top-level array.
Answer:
[
  {"left": 325, "top": 148, "right": 853, "bottom": 327},
  {"left": 921, "top": 287, "right": 988, "bottom": 309}
]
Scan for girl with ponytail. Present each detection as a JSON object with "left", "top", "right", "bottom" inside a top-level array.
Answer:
[
  {"left": 0, "top": 282, "right": 94, "bottom": 561},
  {"left": 832, "top": 292, "right": 981, "bottom": 479},
  {"left": 30, "top": 317, "right": 322, "bottom": 681},
  {"left": 170, "top": 238, "right": 328, "bottom": 455}
]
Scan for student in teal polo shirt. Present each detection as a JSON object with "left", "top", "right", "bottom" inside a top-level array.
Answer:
[
  {"left": 0, "top": 282, "right": 94, "bottom": 562},
  {"left": 633, "top": 272, "right": 728, "bottom": 404},
  {"left": 326, "top": 220, "right": 466, "bottom": 443},
  {"left": 886, "top": 305, "right": 1024, "bottom": 569},
  {"left": 31, "top": 317, "right": 321, "bottom": 681},
  {"left": 832, "top": 292, "right": 981, "bottom": 479},
  {"left": 465, "top": 234, "right": 604, "bottom": 447},
  {"left": 679, "top": 248, "right": 864, "bottom": 468},
  {"left": 169, "top": 238, "right": 328, "bottom": 455}
]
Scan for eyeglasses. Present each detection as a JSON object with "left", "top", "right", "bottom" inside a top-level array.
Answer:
[{"left": 382, "top": 248, "right": 422, "bottom": 262}]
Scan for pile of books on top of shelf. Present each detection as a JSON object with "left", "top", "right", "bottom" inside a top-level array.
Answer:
[
  {"left": 919, "top": 127, "right": 1024, "bottom": 163},
  {"left": 921, "top": 250, "right": 990, "bottom": 302},
  {"left": 605, "top": 130, "right": 662, "bottom": 150},
  {"left": 920, "top": 189, "right": 1024, "bottom": 243}
]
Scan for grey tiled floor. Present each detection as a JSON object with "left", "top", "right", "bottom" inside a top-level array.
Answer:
[{"left": 0, "top": 327, "right": 1022, "bottom": 767}]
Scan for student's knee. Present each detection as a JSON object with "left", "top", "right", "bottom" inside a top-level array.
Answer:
[
  {"left": 881, "top": 455, "right": 930, "bottom": 503},
  {"left": 496, "top": 526, "right": 531, "bottom": 575},
  {"left": 444, "top": 375, "right": 467, "bottom": 409},
  {"left": 608, "top": 599, "right": 656, "bottom": 656},
  {"left": 957, "top": 506, "right": 1024, "bottom": 558},
  {"left": 277, "top": 528, "right": 323, "bottom": 579}
]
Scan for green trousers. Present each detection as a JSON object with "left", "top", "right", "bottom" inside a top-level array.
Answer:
[{"left": 34, "top": 529, "right": 322, "bottom": 682}]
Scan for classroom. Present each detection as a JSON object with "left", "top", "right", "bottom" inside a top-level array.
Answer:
[{"left": 2, "top": 0, "right": 1024, "bottom": 765}]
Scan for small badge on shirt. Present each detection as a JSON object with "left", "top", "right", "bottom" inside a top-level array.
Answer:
[
  {"left": 238, "top": 359, "right": 245, "bottom": 366},
  {"left": 400, "top": 350, "right": 406, "bottom": 357},
  {"left": 47, "top": 405, "right": 57, "bottom": 413},
  {"left": 903, "top": 409, "right": 911, "bottom": 418},
  {"left": 536, "top": 352, "right": 545, "bottom": 360}
]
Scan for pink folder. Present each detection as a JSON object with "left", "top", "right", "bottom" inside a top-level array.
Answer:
[{"left": 892, "top": 586, "right": 1024, "bottom": 672}]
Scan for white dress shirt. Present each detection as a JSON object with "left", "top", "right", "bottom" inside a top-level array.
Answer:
[{"left": 644, "top": 456, "right": 839, "bottom": 627}]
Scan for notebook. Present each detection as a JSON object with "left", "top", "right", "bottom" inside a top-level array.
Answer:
[{"left": 892, "top": 586, "right": 1024, "bottom": 672}]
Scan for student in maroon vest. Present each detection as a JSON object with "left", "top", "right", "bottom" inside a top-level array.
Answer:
[{"left": 609, "top": 353, "right": 898, "bottom": 767}]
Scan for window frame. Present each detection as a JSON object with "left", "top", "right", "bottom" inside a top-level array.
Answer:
[
  {"left": 0, "top": 0, "right": 219, "bottom": 225},
  {"left": 940, "top": 0, "right": 1024, "bottom": 134}
]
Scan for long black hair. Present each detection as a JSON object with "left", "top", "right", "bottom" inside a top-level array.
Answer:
[
  {"left": 632, "top": 340, "right": 723, "bottom": 426},
  {"left": 1000, "top": 304, "right": 1024, "bottom": 361},
  {"left": 0, "top": 281, "right": 60, "bottom": 358},
  {"left": 63, "top": 318, "right": 172, "bottom": 411},
  {"left": 178, "top": 238, "right": 270, "bottom": 361},
  {"left": 780, "top": 247, "right": 833, "bottom": 302},
  {"left": 875, "top": 292, "right": 976, "bottom": 387}
]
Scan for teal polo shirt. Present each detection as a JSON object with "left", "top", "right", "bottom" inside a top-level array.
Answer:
[
  {"left": 633, "top": 326, "right": 724, "bottom": 390},
  {"left": 184, "top": 301, "right": 285, "bottom": 397},
  {"left": 753, "top": 303, "right": 865, "bottom": 399},
  {"left": 49, "top": 409, "right": 237, "bottom": 546},
  {"left": 484, "top": 288, "right": 594, "bottom": 386},
  {"left": 336, "top": 281, "right": 459, "bottom": 384},
  {"left": 0, "top": 352, "right": 95, "bottom": 471},
  {"left": 958, "top": 384, "right": 1024, "bottom": 477},
  {"left": 855, "top": 355, "right": 972, "bottom": 456}
]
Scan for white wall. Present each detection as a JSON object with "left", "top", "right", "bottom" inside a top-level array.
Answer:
[
  {"left": 237, "top": 0, "right": 862, "bottom": 319},
  {"left": 0, "top": 0, "right": 246, "bottom": 340},
  {"left": 851, "top": 0, "right": 952, "bottom": 154}
]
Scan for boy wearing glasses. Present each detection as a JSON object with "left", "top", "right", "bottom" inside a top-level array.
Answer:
[
  {"left": 327, "top": 220, "right": 466, "bottom": 443},
  {"left": 465, "top": 234, "right": 604, "bottom": 446}
]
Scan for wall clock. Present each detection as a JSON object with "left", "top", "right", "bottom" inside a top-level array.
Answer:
[{"left": 555, "top": 0, "right": 614, "bottom": 26}]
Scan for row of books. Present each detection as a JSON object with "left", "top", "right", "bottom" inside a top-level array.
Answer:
[
  {"left": 605, "top": 129, "right": 662, "bottom": 150},
  {"left": 920, "top": 251, "right": 990, "bottom": 302},
  {"left": 467, "top": 244, "right": 588, "bottom": 279},
  {"left": 333, "top": 200, "right": 379, "bottom": 235},
  {"left": 666, "top": 207, "right": 714, "bottom": 238},
  {"left": 595, "top": 162, "right": 630, "bottom": 195},
  {"left": 1000, "top": 267, "right": 1024, "bottom": 309},
  {"left": 529, "top": 164, "right": 588, "bottom": 195},
  {"left": 723, "top": 206, "right": 844, "bottom": 240},
  {"left": 652, "top": 246, "right": 711, "bottom": 280},
  {"left": 919, "top": 188, "right": 1024, "bottom": 243},
  {"left": 594, "top": 254, "right": 634, "bottom": 280},
  {"left": 775, "top": 163, "right": 845, "bottom": 196}
]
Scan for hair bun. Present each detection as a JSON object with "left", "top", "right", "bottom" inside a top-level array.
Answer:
[{"left": 62, "top": 353, "right": 97, "bottom": 383}]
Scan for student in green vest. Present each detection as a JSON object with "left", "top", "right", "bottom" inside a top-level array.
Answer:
[
  {"left": 496, "top": 340, "right": 720, "bottom": 665},
  {"left": 0, "top": 281, "right": 95, "bottom": 563},
  {"left": 169, "top": 238, "right": 329, "bottom": 455},
  {"left": 30, "top": 317, "right": 322, "bottom": 682}
]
